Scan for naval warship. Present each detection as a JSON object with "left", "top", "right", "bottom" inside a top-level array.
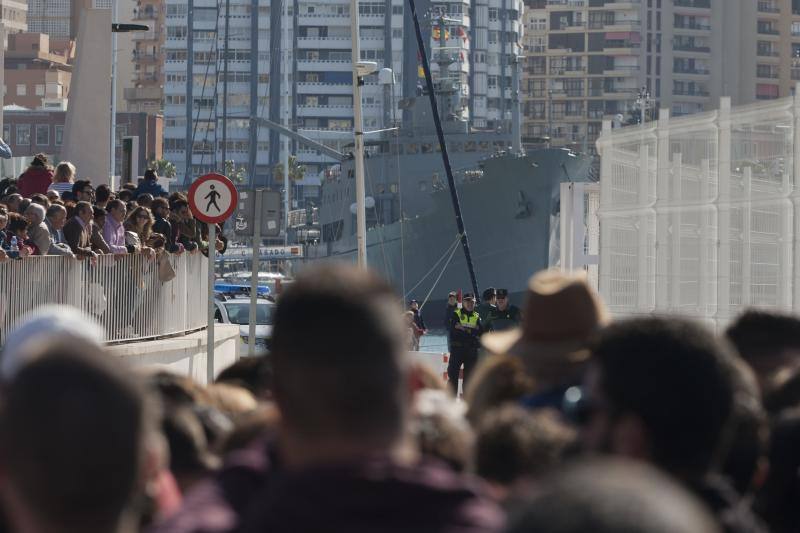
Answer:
[
  {"left": 296, "top": 94, "right": 594, "bottom": 322},
  {"left": 289, "top": 13, "right": 594, "bottom": 321}
]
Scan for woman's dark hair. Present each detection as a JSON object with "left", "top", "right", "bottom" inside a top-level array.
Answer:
[
  {"left": 30, "top": 153, "right": 49, "bottom": 168},
  {"left": 7, "top": 212, "right": 29, "bottom": 233}
]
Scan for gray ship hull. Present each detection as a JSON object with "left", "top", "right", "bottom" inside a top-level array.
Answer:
[{"left": 302, "top": 149, "right": 593, "bottom": 324}]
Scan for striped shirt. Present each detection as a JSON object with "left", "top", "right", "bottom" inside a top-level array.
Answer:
[{"left": 48, "top": 182, "right": 73, "bottom": 195}]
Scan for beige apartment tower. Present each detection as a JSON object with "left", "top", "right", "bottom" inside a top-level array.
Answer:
[{"left": 522, "top": 0, "right": 800, "bottom": 153}]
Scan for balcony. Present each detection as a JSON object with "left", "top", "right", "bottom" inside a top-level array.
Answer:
[
  {"left": 757, "top": 25, "right": 780, "bottom": 36},
  {"left": 296, "top": 36, "right": 351, "bottom": 49},
  {"left": 133, "top": 51, "right": 161, "bottom": 63},
  {"left": 296, "top": 59, "right": 351, "bottom": 71},
  {"left": 673, "top": 0, "right": 710, "bottom": 8},
  {"left": 124, "top": 86, "right": 163, "bottom": 101},
  {"left": 133, "top": 73, "right": 161, "bottom": 84},
  {"left": 133, "top": 8, "right": 158, "bottom": 21},
  {"left": 603, "top": 42, "right": 641, "bottom": 53},
  {"left": 550, "top": 67, "right": 586, "bottom": 76},
  {"left": 673, "top": 43, "right": 711, "bottom": 53},
  {"left": 673, "top": 89, "right": 709, "bottom": 97},
  {"left": 757, "top": 2, "right": 780, "bottom": 14},
  {"left": 673, "top": 67, "right": 710, "bottom": 76},
  {"left": 297, "top": 104, "right": 356, "bottom": 118},
  {"left": 296, "top": 82, "right": 352, "bottom": 94},
  {"left": 603, "top": 65, "right": 640, "bottom": 76},
  {"left": 673, "top": 23, "right": 711, "bottom": 31},
  {"left": 297, "top": 12, "right": 351, "bottom": 25}
]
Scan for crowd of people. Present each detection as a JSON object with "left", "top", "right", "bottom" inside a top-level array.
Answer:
[
  {"left": 0, "top": 154, "right": 228, "bottom": 262},
  {"left": 0, "top": 262, "right": 798, "bottom": 532}
]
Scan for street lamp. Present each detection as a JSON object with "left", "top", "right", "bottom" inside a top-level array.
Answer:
[
  {"left": 109, "top": 20, "right": 150, "bottom": 188},
  {"left": 635, "top": 86, "right": 651, "bottom": 126}
]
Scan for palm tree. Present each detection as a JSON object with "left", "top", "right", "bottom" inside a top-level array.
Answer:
[
  {"left": 148, "top": 158, "right": 177, "bottom": 179},
  {"left": 223, "top": 160, "right": 248, "bottom": 184},
  {"left": 273, "top": 155, "right": 305, "bottom": 184}
]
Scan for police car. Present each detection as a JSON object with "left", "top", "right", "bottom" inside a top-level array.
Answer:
[{"left": 213, "top": 284, "right": 275, "bottom": 354}]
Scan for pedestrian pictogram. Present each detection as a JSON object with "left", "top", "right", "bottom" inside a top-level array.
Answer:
[
  {"left": 188, "top": 173, "right": 238, "bottom": 224},
  {"left": 205, "top": 184, "right": 222, "bottom": 212}
]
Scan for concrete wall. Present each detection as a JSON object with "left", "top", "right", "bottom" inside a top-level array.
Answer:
[
  {"left": 115, "top": 0, "right": 136, "bottom": 112},
  {"left": 108, "top": 324, "right": 241, "bottom": 385},
  {"left": 62, "top": 8, "right": 111, "bottom": 186}
]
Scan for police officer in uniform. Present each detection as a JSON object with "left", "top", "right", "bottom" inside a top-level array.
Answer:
[
  {"left": 476, "top": 287, "right": 497, "bottom": 323},
  {"left": 487, "top": 288, "right": 522, "bottom": 331},
  {"left": 447, "top": 293, "right": 484, "bottom": 395}
]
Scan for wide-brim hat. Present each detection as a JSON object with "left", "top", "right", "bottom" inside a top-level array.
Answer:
[{"left": 482, "top": 270, "right": 610, "bottom": 379}]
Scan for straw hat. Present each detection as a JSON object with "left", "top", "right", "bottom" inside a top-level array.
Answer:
[{"left": 481, "top": 270, "right": 610, "bottom": 383}]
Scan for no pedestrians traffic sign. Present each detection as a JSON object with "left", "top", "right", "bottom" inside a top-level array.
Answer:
[{"left": 188, "top": 173, "right": 238, "bottom": 224}]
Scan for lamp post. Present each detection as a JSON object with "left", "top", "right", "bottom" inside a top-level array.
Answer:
[
  {"left": 110, "top": 21, "right": 149, "bottom": 188},
  {"left": 636, "top": 86, "right": 651, "bottom": 126}
]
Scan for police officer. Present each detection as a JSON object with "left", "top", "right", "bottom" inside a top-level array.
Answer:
[
  {"left": 447, "top": 293, "right": 484, "bottom": 395},
  {"left": 487, "top": 288, "right": 522, "bottom": 331},
  {"left": 476, "top": 287, "right": 497, "bottom": 323}
]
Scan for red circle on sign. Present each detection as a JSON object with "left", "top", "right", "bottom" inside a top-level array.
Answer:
[{"left": 188, "top": 173, "right": 239, "bottom": 224}]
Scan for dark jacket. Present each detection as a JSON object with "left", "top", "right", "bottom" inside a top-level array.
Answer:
[
  {"left": 169, "top": 214, "right": 199, "bottom": 252},
  {"left": 154, "top": 216, "right": 181, "bottom": 253},
  {"left": 689, "top": 475, "right": 767, "bottom": 533},
  {"left": 63, "top": 217, "right": 94, "bottom": 257},
  {"left": 487, "top": 305, "right": 522, "bottom": 332},
  {"left": 445, "top": 303, "right": 457, "bottom": 329},
  {"left": 17, "top": 166, "right": 53, "bottom": 198},
  {"left": 134, "top": 179, "right": 168, "bottom": 198},
  {"left": 412, "top": 308, "right": 426, "bottom": 332},
  {"left": 199, "top": 221, "right": 228, "bottom": 257},
  {"left": 91, "top": 223, "right": 111, "bottom": 254},
  {"left": 148, "top": 440, "right": 503, "bottom": 533}
]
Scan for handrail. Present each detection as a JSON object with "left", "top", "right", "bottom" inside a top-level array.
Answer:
[{"left": 0, "top": 253, "right": 208, "bottom": 346}]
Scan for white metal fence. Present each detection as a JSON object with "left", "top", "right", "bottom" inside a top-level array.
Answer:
[
  {"left": 0, "top": 252, "right": 208, "bottom": 345},
  {"left": 596, "top": 88, "right": 800, "bottom": 330}
]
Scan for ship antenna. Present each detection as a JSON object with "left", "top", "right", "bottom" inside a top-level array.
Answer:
[{"left": 406, "top": 0, "right": 480, "bottom": 299}]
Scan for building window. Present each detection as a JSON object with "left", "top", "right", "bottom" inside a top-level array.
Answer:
[
  {"left": 16, "top": 84, "right": 26, "bottom": 96},
  {"left": 35, "top": 124, "right": 49, "bottom": 146},
  {"left": 55, "top": 125, "right": 63, "bottom": 146},
  {"left": 2, "top": 124, "right": 9, "bottom": 142},
  {"left": 16, "top": 125, "right": 30, "bottom": 145},
  {"left": 35, "top": 84, "right": 45, "bottom": 96}
]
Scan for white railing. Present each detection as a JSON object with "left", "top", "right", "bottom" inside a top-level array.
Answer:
[{"left": 0, "top": 253, "right": 208, "bottom": 345}]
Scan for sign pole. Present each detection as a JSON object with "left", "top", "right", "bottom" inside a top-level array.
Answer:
[
  {"left": 187, "top": 172, "right": 238, "bottom": 382},
  {"left": 207, "top": 222, "right": 216, "bottom": 383},
  {"left": 247, "top": 189, "right": 262, "bottom": 357}
]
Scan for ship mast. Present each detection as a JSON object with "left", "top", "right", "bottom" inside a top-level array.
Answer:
[
  {"left": 350, "top": 0, "right": 372, "bottom": 269},
  {"left": 407, "top": 0, "right": 480, "bottom": 298}
]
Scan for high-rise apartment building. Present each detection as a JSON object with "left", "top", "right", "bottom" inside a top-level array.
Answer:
[
  {"left": 27, "top": 0, "right": 71, "bottom": 38},
  {"left": 521, "top": 0, "right": 800, "bottom": 153},
  {"left": 0, "top": 0, "right": 28, "bottom": 45},
  {"left": 27, "top": 0, "right": 110, "bottom": 39},
  {"left": 4, "top": 33, "right": 73, "bottom": 110},
  {"left": 162, "top": 0, "right": 522, "bottom": 196},
  {"left": 124, "top": 0, "right": 164, "bottom": 113}
]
